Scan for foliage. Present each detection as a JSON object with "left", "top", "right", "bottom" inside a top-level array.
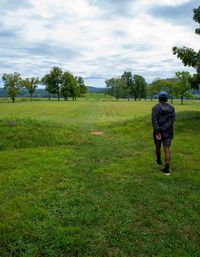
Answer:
[
  {"left": 41, "top": 73, "right": 55, "bottom": 100},
  {"left": 49, "top": 66, "right": 63, "bottom": 101},
  {"left": 106, "top": 72, "right": 147, "bottom": 100},
  {"left": 121, "top": 71, "right": 133, "bottom": 100},
  {"left": 41, "top": 68, "right": 87, "bottom": 101},
  {"left": 2, "top": 72, "right": 22, "bottom": 103},
  {"left": 41, "top": 67, "right": 63, "bottom": 101},
  {"left": 173, "top": 6, "right": 200, "bottom": 90},
  {"left": 105, "top": 77, "right": 126, "bottom": 100},
  {"left": 174, "top": 71, "right": 192, "bottom": 104},
  {"left": 133, "top": 74, "right": 147, "bottom": 100},
  {"left": 60, "top": 72, "right": 80, "bottom": 101},
  {"left": 22, "top": 77, "right": 40, "bottom": 100},
  {"left": 77, "top": 76, "right": 87, "bottom": 96},
  {"left": 149, "top": 78, "right": 177, "bottom": 102}
]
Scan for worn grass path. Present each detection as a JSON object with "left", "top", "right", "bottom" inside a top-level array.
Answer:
[{"left": 0, "top": 100, "right": 200, "bottom": 256}]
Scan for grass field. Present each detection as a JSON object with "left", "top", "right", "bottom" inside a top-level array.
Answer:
[{"left": 0, "top": 97, "right": 200, "bottom": 256}]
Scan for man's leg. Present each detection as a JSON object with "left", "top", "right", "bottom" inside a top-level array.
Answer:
[
  {"left": 155, "top": 141, "right": 162, "bottom": 165},
  {"left": 164, "top": 145, "right": 170, "bottom": 165},
  {"left": 161, "top": 139, "right": 171, "bottom": 175},
  {"left": 156, "top": 144, "right": 161, "bottom": 159}
]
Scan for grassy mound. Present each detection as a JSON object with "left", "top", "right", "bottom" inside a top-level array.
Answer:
[{"left": 0, "top": 112, "right": 200, "bottom": 256}]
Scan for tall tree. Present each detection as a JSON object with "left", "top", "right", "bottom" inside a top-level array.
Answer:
[
  {"left": 121, "top": 71, "right": 133, "bottom": 100},
  {"left": 147, "top": 84, "right": 155, "bottom": 101},
  {"left": 77, "top": 76, "right": 87, "bottom": 96},
  {"left": 174, "top": 71, "right": 192, "bottom": 105},
  {"left": 105, "top": 77, "right": 125, "bottom": 100},
  {"left": 41, "top": 74, "right": 55, "bottom": 100},
  {"left": 173, "top": 6, "right": 200, "bottom": 90},
  {"left": 2, "top": 72, "right": 22, "bottom": 103},
  {"left": 22, "top": 77, "right": 40, "bottom": 100},
  {"left": 48, "top": 67, "right": 63, "bottom": 101},
  {"left": 133, "top": 75, "right": 147, "bottom": 100},
  {"left": 61, "top": 72, "right": 80, "bottom": 101}
]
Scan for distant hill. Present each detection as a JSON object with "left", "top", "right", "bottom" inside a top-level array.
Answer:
[{"left": 87, "top": 86, "right": 106, "bottom": 93}]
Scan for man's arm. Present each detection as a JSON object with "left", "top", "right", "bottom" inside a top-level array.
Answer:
[{"left": 152, "top": 106, "right": 160, "bottom": 134}]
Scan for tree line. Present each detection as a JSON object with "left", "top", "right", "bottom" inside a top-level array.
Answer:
[
  {"left": 2, "top": 67, "right": 87, "bottom": 103},
  {"left": 105, "top": 70, "right": 197, "bottom": 104},
  {"left": 105, "top": 72, "right": 148, "bottom": 101},
  {"left": 148, "top": 71, "right": 193, "bottom": 105}
]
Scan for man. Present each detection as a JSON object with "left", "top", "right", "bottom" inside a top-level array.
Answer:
[{"left": 152, "top": 91, "right": 175, "bottom": 175}]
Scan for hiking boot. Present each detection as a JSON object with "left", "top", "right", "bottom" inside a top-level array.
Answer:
[
  {"left": 160, "top": 164, "right": 170, "bottom": 176},
  {"left": 156, "top": 158, "right": 162, "bottom": 165}
]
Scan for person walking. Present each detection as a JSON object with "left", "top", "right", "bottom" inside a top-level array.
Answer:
[{"left": 152, "top": 91, "right": 175, "bottom": 175}]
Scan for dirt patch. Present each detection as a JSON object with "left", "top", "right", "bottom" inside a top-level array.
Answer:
[{"left": 90, "top": 131, "right": 104, "bottom": 136}]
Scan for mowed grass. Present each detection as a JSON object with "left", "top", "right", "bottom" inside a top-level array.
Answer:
[
  {"left": 0, "top": 98, "right": 200, "bottom": 124},
  {"left": 0, "top": 99, "right": 200, "bottom": 256}
]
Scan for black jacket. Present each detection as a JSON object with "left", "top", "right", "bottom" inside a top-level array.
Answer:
[{"left": 152, "top": 102, "right": 175, "bottom": 138}]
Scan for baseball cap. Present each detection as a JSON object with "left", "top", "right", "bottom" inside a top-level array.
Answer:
[{"left": 158, "top": 91, "right": 168, "bottom": 99}]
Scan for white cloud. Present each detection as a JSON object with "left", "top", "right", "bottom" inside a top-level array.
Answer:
[{"left": 0, "top": 0, "right": 198, "bottom": 87}]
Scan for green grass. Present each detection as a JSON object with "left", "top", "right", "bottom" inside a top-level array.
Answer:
[{"left": 0, "top": 100, "right": 200, "bottom": 256}]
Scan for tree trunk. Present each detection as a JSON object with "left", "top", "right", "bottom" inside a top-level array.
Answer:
[
  {"left": 58, "top": 92, "right": 60, "bottom": 101},
  {"left": 181, "top": 95, "right": 183, "bottom": 105},
  {"left": 12, "top": 96, "right": 15, "bottom": 103},
  {"left": 49, "top": 93, "right": 51, "bottom": 101},
  {"left": 31, "top": 93, "right": 33, "bottom": 101}
]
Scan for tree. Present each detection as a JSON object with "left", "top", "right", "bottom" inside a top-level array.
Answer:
[
  {"left": 149, "top": 78, "right": 176, "bottom": 103},
  {"left": 61, "top": 72, "right": 80, "bottom": 101},
  {"left": 174, "top": 71, "right": 192, "bottom": 104},
  {"left": 173, "top": 6, "right": 200, "bottom": 90},
  {"left": 77, "top": 77, "right": 87, "bottom": 96},
  {"left": 163, "top": 78, "right": 178, "bottom": 104},
  {"left": 121, "top": 71, "right": 133, "bottom": 100},
  {"left": 44, "top": 67, "right": 63, "bottom": 101},
  {"left": 2, "top": 72, "right": 22, "bottom": 103},
  {"left": 133, "top": 75, "right": 147, "bottom": 100},
  {"left": 105, "top": 77, "right": 125, "bottom": 100},
  {"left": 41, "top": 74, "right": 55, "bottom": 100},
  {"left": 22, "top": 77, "right": 40, "bottom": 100},
  {"left": 147, "top": 84, "right": 155, "bottom": 101}
]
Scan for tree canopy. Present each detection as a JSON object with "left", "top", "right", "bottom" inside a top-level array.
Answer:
[
  {"left": 174, "top": 71, "right": 192, "bottom": 104},
  {"left": 22, "top": 77, "right": 40, "bottom": 100},
  {"left": 173, "top": 6, "right": 200, "bottom": 90},
  {"left": 41, "top": 67, "right": 87, "bottom": 101},
  {"left": 2, "top": 72, "right": 22, "bottom": 103},
  {"left": 61, "top": 72, "right": 80, "bottom": 101},
  {"left": 106, "top": 72, "right": 147, "bottom": 100}
]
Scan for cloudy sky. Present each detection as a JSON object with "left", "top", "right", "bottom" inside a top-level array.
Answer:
[{"left": 0, "top": 0, "right": 199, "bottom": 87}]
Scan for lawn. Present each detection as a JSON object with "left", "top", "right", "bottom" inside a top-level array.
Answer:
[{"left": 0, "top": 98, "right": 200, "bottom": 256}]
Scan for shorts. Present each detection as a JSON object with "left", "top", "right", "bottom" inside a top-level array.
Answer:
[{"left": 153, "top": 133, "right": 171, "bottom": 147}]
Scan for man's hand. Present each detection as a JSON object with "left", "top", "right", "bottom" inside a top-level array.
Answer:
[{"left": 156, "top": 133, "right": 161, "bottom": 140}]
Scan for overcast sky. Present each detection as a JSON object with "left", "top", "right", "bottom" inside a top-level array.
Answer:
[{"left": 0, "top": 0, "right": 199, "bottom": 87}]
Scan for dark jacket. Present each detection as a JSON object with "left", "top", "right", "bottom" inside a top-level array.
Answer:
[{"left": 152, "top": 102, "right": 175, "bottom": 138}]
